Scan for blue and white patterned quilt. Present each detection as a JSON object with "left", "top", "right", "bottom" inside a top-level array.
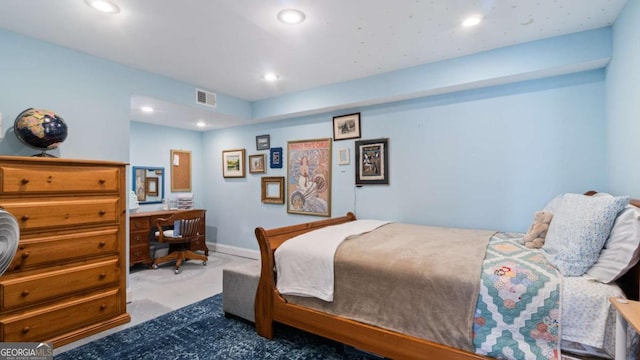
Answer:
[{"left": 473, "top": 233, "right": 561, "bottom": 360}]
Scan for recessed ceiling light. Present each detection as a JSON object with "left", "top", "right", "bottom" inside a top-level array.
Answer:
[
  {"left": 140, "top": 106, "right": 154, "bottom": 113},
  {"left": 263, "top": 73, "right": 279, "bottom": 82},
  {"left": 277, "top": 9, "right": 305, "bottom": 25},
  {"left": 85, "top": 0, "right": 120, "bottom": 14},
  {"left": 196, "top": 121, "right": 207, "bottom": 128},
  {"left": 462, "top": 15, "right": 482, "bottom": 27}
]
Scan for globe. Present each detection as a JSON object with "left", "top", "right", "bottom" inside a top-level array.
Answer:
[{"left": 14, "top": 108, "right": 68, "bottom": 157}]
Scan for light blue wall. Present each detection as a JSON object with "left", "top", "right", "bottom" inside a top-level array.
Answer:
[
  {"left": 2, "top": 14, "right": 634, "bottom": 256},
  {"left": 129, "top": 121, "right": 204, "bottom": 212},
  {"left": 606, "top": 0, "right": 640, "bottom": 196},
  {"left": 204, "top": 70, "right": 606, "bottom": 251},
  {"left": 0, "top": 28, "right": 250, "bottom": 163},
  {"left": 253, "top": 28, "right": 612, "bottom": 121}
]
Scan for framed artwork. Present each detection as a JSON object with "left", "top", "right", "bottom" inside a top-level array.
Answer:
[
  {"left": 261, "top": 176, "right": 285, "bottom": 204},
  {"left": 145, "top": 177, "right": 159, "bottom": 196},
  {"left": 132, "top": 166, "right": 164, "bottom": 204},
  {"left": 256, "top": 134, "right": 270, "bottom": 150},
  {"left": 222, "top": 149, "right": 246, "bottom": 178},
  {"left": 337, "top": 148, "right": 350, "bottom": 165},
  {"left": 287, "top": 138, "right": 332, "bottom": 217},
  {"left": 333, "top": 112, "right": 361, "bottom": 141},
  {"left": 355, "top": 138, "right": 389, "bottom": 185},
  {"left": 270, "top": 147, "right": 283, "bottom": 168},
  {"left": 249, "top": 154, "right": 266, "bottom": 173},
  {"left": 134, "top": 167, "right": 147, "bottom": 202}
]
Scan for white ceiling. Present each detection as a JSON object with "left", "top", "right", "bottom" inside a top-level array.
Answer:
[{"left": 0, "top": 0, "right": 628, "bottom": 130}]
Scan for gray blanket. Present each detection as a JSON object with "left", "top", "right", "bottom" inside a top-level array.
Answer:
[{"left": 284, "top": 223, "right": 494, "bottom": 352}]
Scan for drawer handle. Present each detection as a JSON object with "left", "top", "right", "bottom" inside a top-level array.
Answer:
[
  {"left": 99, "top": 241, "right": 106, "bottom": 248},
  {"left": 21, "top": 290, "right": 30, "bottom": 297},
  {"left": 100, "top": 304, "right": 107, "bottom": 311},
  {"left": 99, "top": 210, "right": 106, "bottom": 216},
  {"left": 20, "top": 178, "right": 29, "bottom": 185},
  {"left": 99, "top": 273, "right": 107, "bottom": 279},
  {"left": 21, "top": 215, "right": 29, "bottom": 221},
  {"left": 22, "top": 326, "right": 30, "bottom": 334},
  {"left": 99, "top": 178, "right": 106, "bottom": 184},
  {"left": 21, "top": 252, "right": 30, "bottom": 259},
  {"left": 46, "top": 176, "right": 53, "bottom": 183}
]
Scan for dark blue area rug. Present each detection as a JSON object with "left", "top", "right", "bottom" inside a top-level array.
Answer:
[{"left": 55, "top": 293, "right": 380, "bottom": 360}]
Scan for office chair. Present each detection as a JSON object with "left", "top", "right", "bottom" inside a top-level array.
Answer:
[{"left": 152, "top": 209, "right": 208, "bottom": 274}]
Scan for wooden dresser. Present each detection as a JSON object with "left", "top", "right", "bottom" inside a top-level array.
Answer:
[
  {"left": 129, "top": 209, "right": 208, "bottom": 268},
  {"left": 0, "top": 156, "right": 130, "bottom": 347}
]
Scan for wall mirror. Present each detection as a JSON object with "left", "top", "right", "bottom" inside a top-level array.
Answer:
[{"left": 133, "top": 166, "right": 165, "bottom": 204}]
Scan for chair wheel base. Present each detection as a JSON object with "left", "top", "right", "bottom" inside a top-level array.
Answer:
[{"left": 152, "top": 264, "right": 158, "bottom": 269}]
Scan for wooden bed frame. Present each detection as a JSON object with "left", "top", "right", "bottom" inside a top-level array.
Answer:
[{"left": 254, "top": 203, "right": 640, "bottom": 359}]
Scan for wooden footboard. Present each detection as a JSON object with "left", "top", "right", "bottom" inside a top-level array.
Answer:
[{"left": 254, "top": 212, "right": 488, "bottom": 360}]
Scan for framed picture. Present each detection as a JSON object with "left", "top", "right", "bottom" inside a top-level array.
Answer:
[
  {"left": 270, "top": 147, "right": 283, "bottom": 168},
  {"left": 256, "top": 134, "right": 270, "bottom": 150},
  {"left": 337, "top": 148, "right": 350, "bottom": 165},
  {"left": 134, "top": 167, "right": 147, "bottom": 202},
  {"left": 145, "top": 177, "right": 159, "bottom": 196},
  {"left": 287, "top": 138, "right": 332, "bottom": 217},
  {"left": 333, "top": 112, "right": 361, "bottom": 141},
  {"left": 261, "top": 176, "right": 285, "bottom": 204},
  {"left": 355, "top": 138, "right": 389, "bottom": 185},
  {"left": 222, "top": 149, "right": 246, "bottom": 178},
  {"left": 249, "top": 154, "right": 266, "bottom": 173}
]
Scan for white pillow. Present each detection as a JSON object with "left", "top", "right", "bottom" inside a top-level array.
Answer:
[
  {"left": 585, "top": 204, "right": 640, "bottom": 283},
  {"left": 542, "top": 193, "right": 629, "bottom": 276}
]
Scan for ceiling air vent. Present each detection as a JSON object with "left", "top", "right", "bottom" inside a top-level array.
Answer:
[{"left": 196, "top": 89, "right": 217, "bottom": 108}]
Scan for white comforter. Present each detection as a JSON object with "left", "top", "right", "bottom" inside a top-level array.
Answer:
[{"left": 275, "top": 219, "right": 390, "bottom": 301}]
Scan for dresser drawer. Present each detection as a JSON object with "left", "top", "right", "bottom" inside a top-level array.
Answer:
[
  {"left": 0, "top": 258, "right": 119, "bottom": 311},
  {"left": 129, "top": 244, "right": 151, "bottom": 265},
  {"left": 0, "top": 164, "right": 120, "bottom": 194},
  {"left": 130, "top": 217, "right": 149, "bottom": 231},
  {"left": 7, "top": 228, "right": 119, "bottom": 272},
  {"left": 2, "top": 197, "right": 119, "bottom": 231},
  {"left": 130, "top": 230, "right": 150, "bottom": 247},
  {"left": 0, "top": 288, "right": 122, "bottom": 343}
]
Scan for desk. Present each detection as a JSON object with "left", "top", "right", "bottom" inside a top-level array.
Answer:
[
  {"left": 609, "top": 297, "right": 640, "bottom": 360},
  {"left": 129, "top": 209, "right": 207, "bottom": 267}
]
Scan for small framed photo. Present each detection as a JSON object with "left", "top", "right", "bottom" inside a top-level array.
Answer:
[
  {"left": 337, "top": 148, "right": 350, "bottom": 165},
  {"left": 261, "top": 176, "right": 285, "bottom": 204},
  {"left": 145, "top": 177, "right": 159, "bottom": 196},
  {"left": 270, "top": 147, "right": 283, "bottom": 168},
  {"left": 355, "top": 138, "right": 389, "bottom": 185},
  {"left": 333, "top": 113, "right": 361, "bottom": 141},
  {"left": 249, "top": 154, "right": 266, "bottom": 173},
  {"left": 222, "top": 149, "right": 246, "bottom": 178},
  {"left": 256, "top": 134, "right": 270, "bottom": 150}
]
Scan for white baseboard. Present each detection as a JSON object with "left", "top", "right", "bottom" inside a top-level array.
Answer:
[{"left": 208, "top": 242, "right": 260, "bottom": 260}]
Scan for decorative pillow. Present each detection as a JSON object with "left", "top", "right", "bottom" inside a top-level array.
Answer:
[
  {"left": 542, "top": 194, "right": 565, "bottom": 214},
  {"left": 585, "top": 204, "right": 640, "bottom": 283},
  {"left": 542, "top": 193, "right": 630, "bottom": 276}
]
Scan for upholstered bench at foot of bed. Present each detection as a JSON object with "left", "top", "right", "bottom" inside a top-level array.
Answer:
[{"left": 222, "top": 260, "right": 260, "bottom": 322}]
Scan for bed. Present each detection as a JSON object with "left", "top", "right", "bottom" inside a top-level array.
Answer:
[{"left": 254, "top": 193, "right": 640, "bottom": 360}]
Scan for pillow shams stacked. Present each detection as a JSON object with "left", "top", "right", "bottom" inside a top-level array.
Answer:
[{"left": 542, "top": 193, "right": 629, "bottom": 276}]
